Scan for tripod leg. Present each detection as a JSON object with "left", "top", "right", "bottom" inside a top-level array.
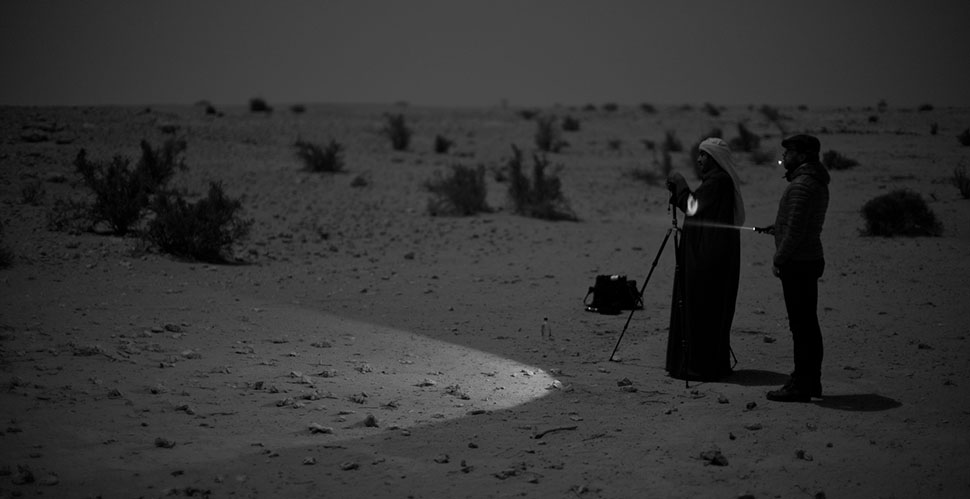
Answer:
[
  {"left": 608, "top": 227, "right": 673, "bottom": 361},
  {"left": 674, "top": 229, "right": 690, "bottom": 388}
]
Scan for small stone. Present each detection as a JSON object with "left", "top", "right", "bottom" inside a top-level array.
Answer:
[
  {"left": 700, "top": 450, "right": 728, "bottom": 466},
  {"left": 340, "top": 461, "right": 359, "bottom": 471},
  {"left": 434, "top": 454, "right": 450, "bottom": 464},
  {"left": 717, "top": 395, "right": 729, "bottom": 404},
  {"left": 308, "top": 423, "right": 334, "bottom": 434},
  {"left": 302, "top": 457, "right": 317, "bottom": 465},
  {"left": 744, "top": 423, "right": 762, "bottom": 431},
  {"left": 154, "top": 437, "right": 176, "bottom": 448}
]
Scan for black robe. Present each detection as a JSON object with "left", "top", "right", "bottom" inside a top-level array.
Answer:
[{"left": 665, "top": 169, "right": 740, "bottom": 380}]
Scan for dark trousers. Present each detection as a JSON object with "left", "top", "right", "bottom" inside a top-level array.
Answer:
[{"left": 780, "top": 259, "right": 824, "bottom": 388}]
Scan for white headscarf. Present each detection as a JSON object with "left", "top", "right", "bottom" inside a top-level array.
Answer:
[{"left": 698, "top": 137, "right": 745, "bottom": 226}]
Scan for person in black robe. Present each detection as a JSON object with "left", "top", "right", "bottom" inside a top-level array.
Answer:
[{"left": 664, "top": 137, "right": 745, "bottom": 381}]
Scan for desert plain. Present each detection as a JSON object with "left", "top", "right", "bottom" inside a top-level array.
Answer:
[{"left": 1, "top": 102, "right": 969, "bottom": 498}]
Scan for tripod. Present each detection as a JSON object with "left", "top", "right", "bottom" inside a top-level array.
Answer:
[{"left": 608, "top": 203, "right": 691, "bottom": 386}]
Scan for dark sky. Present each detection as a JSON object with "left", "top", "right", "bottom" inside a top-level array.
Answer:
[{"left": 2, "top": 0, "right": 967, "bottom": 108}]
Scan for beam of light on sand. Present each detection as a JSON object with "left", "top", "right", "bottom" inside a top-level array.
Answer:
[{"left": 146, "top": 303, "right": 562, "bottom": 464}]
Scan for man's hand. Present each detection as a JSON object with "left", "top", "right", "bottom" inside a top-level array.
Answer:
[
  {"left": 665, "top": 173, "right": 687, "bottom": 204},
  {"left": 755, "top": 225, "right": 775, "bottom": 235}
]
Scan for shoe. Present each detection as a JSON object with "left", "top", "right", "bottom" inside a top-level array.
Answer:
[{"left": 766, "top": 381, "right": 812, "bottom": 403}]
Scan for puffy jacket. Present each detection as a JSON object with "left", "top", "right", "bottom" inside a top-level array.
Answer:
[{"left": 773, "top": 162, "right": 830, "bottom": 266}]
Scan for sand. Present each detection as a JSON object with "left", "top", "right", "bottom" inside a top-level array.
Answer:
[{"left": 1, "top": 103, "right": 969, "bottom": 498}]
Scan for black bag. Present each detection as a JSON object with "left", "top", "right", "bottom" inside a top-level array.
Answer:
[{"left": 584, "top": 274, "right": 643, "bottom": 315}]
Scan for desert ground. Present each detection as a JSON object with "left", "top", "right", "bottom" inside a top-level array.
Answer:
[{"left": 1, "top": 102, "right": 969, "bottom": 498}]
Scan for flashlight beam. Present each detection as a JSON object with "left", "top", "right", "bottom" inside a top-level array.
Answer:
[{"left": 689, "top": 220, "right": 758, "bottom": 231}]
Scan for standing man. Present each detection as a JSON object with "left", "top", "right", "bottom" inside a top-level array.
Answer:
[
  {"left": 764, "top": 134, "right": 830, "bottom": 402},
  {"left": 665, "top": 137, "right": 745, "bottom": 381}
]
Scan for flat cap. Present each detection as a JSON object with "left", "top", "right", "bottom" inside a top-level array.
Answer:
[{"left": 781, "top": 134, "right": 820, "bottom": 153}]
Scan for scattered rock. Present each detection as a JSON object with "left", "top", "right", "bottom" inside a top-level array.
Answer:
[
  {"left": 340, "top": 461, "right": 359, "bottom": 471},
  {"left": 308, "top": 423, "right": 334, "bottom": 434},
  {"left": 717, "top": 395, "right": 729, "bottom": 404},
  {"left": 795, "top": 449, "right": 814, "bottom": 461},
  {"left": 154, "top": 437, "right": 176, "bottom": 449},
  {"left": 616, "top": 378, "right": 633, "bottom": 387},
  {"left": 434, "top": 454, "right": 450, "bottom": 464},
  {"left": 302, "top": 457, "right": 317, "bottom": 465},
  {"left": 700, "top": 449, "right": 729, "bottom": 466},
  {"left": 12, "top": 465, "right": 35, "bottom": 485},
  {"left": 744, "top": 423, "right": 763, "bottom": 431}
]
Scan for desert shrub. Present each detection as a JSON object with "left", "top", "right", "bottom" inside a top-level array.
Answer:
[
  {"left": 518, "top": 109, "right": 539, "bottom": 120},
  {"left": 952, "top": 165, "right": 970, "bottom": 199},
  {"left": 136, "top": 138, "right": 187, "bottom": 189},
  {"left": 294, "top": 138, "right": 345, "bottom": 173},
  {"left": 21, "top": 179, "right": 46, "bottom": 205},
  {"left": 561, "top": 115, "right": 580, "bottom": 132},
  {"left": 728, "top": 123, "right": 760, "bottom": 152},
  {"left": 73, "top": 153, "right": 148, "bottom": 234},
  {"left": 350, "top": 172, "right": 370, "bottom": 188},
  {"left": 860, "top": 189, "right": 942, "bottom": 237},
  {"left": 822, "top": 150, "right": 859, "bottom": 170},
  {"left": 930, "top": 123, "right": 939, "bottom": 135},
  {"left": 759, "top": 105, "right": 788, "bottom": 134},
  {"left": 628, "top": 165, "right": 663, "bottom": 186},
  {"left": 662, "top": 130, "right": 683, "bottom": 153},
  {"left": 46, "top": 197, "right": 91, "bottom": 233},
  {"left": 535, "top": 115, "right": 566, "bottom": 153},
  {"left": 957, "top": 129, "right": 970, "bottom": 146},
  {"left": 607, "top": 139, "right": 622, "bottom": 152},
  {"left": 640, "top": 103, "right": 657, "bottom": 114},
  {"left": 146, "top": 182, "right": 253, "bottom": 262},
  {"left": 0, "top": 221, "right": 12, "bottom": 269},
  {"left": 506, "top": 145, "right": 577, "bottom": 221},
  {"left": 249, "top": 97, "right": 272, "bottom": 113},
  {"left": 290, "top": 104, "right": 307, "bottom": 114},
  {"left": 434, "top": 134, "right": 454, "bottom": 154},
  {"left": 381, "top": 113, "right": 412, "bottom": 151},
  {"left": 918, "top": 103, "right": 934, "bottom": 112},
  {"left": 759, "top": 105, "right": 782, "bottom": 123},
  {"left": 72, "top": 139, "right": 187, "bottom": 235},
  {"left": 423, "top": 164, "right": 490, "bottom": 216},
  {"left": 703, "top": 102, "right": 720, "bottom": 117},
  {"left": 602, "top": 102, "right": 619, "bottom": 112}
]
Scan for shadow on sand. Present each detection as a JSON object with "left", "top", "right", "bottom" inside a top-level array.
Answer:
[
  {"left": 722, "top": 369, "right": 790, "bottom": 387},
  {"left": 813, "top": 393, "right": 902, "bottom": 412}
]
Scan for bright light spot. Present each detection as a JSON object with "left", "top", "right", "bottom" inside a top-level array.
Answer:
[{"left": 686, "top": 194, "right": 699, "bottom": 216}]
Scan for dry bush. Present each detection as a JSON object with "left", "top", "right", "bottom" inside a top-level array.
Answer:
[
  {"left": 423, "top": 164, "right": 490, "bottom": 216},
  {"left": 506, "top": 145, "right": 577, "bottom": 221},
  {"left": 20, "top": 179, "right": 46, "bottom": 206},
  {"left": 860, "top": 189, "right": 942, "bottom": 237},
  {"left": 822, "top": 150, "right": 859, "bottom": 170},
  {"left": 249, "top": 97, "right": 272, "bottom": 113},
  {"left": 703, "top": 102, "right": 720, "bottom": 117},
  {"left": 601, "top": 102, "right": 619, "bottom": 112},
  {"left": 72, "top": 139, "right": 186, "bottom": 235},
  {"left": 662, "top": 130, "right": 683, "bottom": 153},
  {"left": 561, "top": 115, "right": 580, "bottom": 132},
  {"left": 381, "top": 113, "right": 412, "bottom": 151},
  {"left": 958, "top": 129, "right": 970, "bottom": 147},
  {"left": 952, "top": 165, "right": 970, "bottom": 199},
  {"left": 534, "top": 115, "right": 566, "bottom": 153},
  {"left": 0, "top": 221, "right": 12, "bottom": 269},
  {"left": 147, "top": 182, "right": 253, "bottom": 262},
  {"left": 639, "top": 103, "right": 657, "bottom": 114},
  {"left": 728, "top": 123, "right": 760, "bottom": 153},
  {"left": 434, "top": 135, "right": 454, "bottom": 154},
  {"left": 294, "top": 139, "right": 345, "bottom": 173}
]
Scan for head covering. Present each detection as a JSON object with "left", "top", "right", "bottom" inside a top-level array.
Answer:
[
  {"left": 781, "top": 134, "right": 821, "bottom": 154},
  {"left": 698, "top": 137, "right": 745, "bottom": 225}
]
